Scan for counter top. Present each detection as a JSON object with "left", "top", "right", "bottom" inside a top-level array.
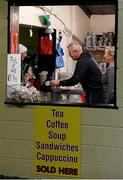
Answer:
[{"left": 51, "top": 87, "right": 85, "bottom": 95}]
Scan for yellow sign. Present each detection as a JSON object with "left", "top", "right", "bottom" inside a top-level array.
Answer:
[{"left": 34, "top": 106, "right": 81, "bottom": 177}]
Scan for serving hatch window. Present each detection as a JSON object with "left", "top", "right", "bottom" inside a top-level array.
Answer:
[{"left": 6, "top": 0, "right": 117, "bottom": 108}]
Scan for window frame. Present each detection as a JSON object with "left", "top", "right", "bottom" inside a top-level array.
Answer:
[{"left": 6, "top": 0, "right": 118, "bottom": 109}]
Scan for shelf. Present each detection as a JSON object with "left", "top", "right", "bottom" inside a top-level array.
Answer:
[
  {"left": 85, "top": 48, "right": 105, "bottom": 52},
  {"left": 85, "top": 48, "right": 105, "bottom": 62}
]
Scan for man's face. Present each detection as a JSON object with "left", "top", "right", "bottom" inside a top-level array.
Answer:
[
  {"left": 27, "top": 67, "right": 33, "bottom": 76},
  {"left": 68, "top": 49, "right": 79, "bottom": 60},
  {"left": 103, "top": 49, "right": 112, "bottom": 64}
]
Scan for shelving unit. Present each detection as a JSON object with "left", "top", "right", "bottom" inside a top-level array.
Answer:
[
  {"left": 85, "top": 47, "right": 105, "bottom": 62},
  {"left": 85, "top": 48, "right": 105, "bottom": 52}
]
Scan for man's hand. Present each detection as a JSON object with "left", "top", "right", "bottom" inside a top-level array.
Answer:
[{"left": 50, "top": 80, "right": 60, "bottom": 87}]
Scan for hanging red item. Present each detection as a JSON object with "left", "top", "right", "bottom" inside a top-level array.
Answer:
[
  {"left": 40, "top": 35, "right": 53, "bottom": 55},
  {"left": 10, "top": 32, "right": 18, "bottom": 54}
]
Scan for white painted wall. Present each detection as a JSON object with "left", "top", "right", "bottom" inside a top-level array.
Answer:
[
  {"left": 70, "top": 6, "right": 90, "bottom": 73},
  {"left": 90, "top": 15, "right": 115, "bottom": 34},
  {"left": 72, "top": 6, "right": 90, "bottom": 42},
  {"left": 19, "top": 6, "right": 42, "bottom": 27}
]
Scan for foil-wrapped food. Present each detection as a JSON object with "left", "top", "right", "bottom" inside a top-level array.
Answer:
[{"left": 7, "top": 85, "right": 42, "bottom": 103}]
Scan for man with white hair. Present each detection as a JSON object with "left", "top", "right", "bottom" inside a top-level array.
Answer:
[{"left": 51, "top": 42, "right": 104, "bottom": 104}]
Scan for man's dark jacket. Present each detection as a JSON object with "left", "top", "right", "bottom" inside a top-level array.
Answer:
[{"left": 59, "top": 52, "right": 104, "bottom": 104}]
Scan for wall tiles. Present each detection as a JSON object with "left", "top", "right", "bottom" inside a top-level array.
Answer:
[
  {"left": 81, "top": 164, "right": 123, "bottom": 179},
  {"left": 81, "top": 108, "right": 122, "bottom": 127},
  {"left": 81, "top": 145, "right": 123, "bottom": 167},
  {"left": 81, "top": 125, "right": 123, "bottom": 148},
  {"left": 6, "top": 121, "right": 34, "bottom": 140},
  {"left": 0, "top": 106, "right": 34, "bottom": 121}
]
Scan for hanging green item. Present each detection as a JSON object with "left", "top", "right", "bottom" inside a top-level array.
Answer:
[{"left": 39, "top": 15, "right": 51, "bottom": 26}]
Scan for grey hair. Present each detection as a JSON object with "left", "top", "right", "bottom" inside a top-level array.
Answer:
[
  {"left": 67, "top": 42, "right": 83, "bottom": 53},
  {"left": 105, "top": 46, "right": 115, "bottom": 56}
]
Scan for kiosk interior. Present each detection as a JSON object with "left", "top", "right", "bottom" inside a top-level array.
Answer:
[{"left": 6, "top": 1, "right": 117, "bottom": 108}]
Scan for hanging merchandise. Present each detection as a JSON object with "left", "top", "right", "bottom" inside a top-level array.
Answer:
[
  {"left": 92, "top": 33, "right": 97, "bottom": 50},
  {"left": 55, "top": 43, "right": 64, "bottom": 68},
  {"left": 40, "top": 35, "right": 53, "bottom": 55},
  {"left": 29, "top": 26, "right": 33, "bottom": 38},
  {"left": 39, "top": 15, "right": 51, "bottom": 26},
  {"left": 58, "top": 31, "right": 62, "bottom": 43},
  {"left": 85, "top": 32, "right": 92, "bottom": 48},
  {"left": 10, "top": 32, "right": 18, "bottom": 54}
]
